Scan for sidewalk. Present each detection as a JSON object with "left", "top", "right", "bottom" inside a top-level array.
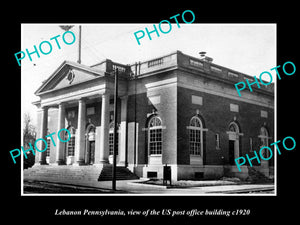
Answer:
[{"left": 23, "top": 177, "right": 275, "bottom": 195}]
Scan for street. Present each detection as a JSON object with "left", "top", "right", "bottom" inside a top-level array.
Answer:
[{"left": 23, "top": 179, "right": 274, "bottom": 195}]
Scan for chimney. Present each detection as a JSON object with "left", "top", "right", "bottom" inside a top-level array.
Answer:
[{"left": 199, "top": 51, "right": 213, "bottom": 63}]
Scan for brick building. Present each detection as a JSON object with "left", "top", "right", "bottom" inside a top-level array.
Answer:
[{"left": 32, "top": 50, "right": 274, "bottom": 181}]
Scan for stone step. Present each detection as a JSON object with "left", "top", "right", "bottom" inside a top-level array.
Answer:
[
  {"left": 98, "top": 165, "right": 139, "bottom": 181},
  {"left": 24, "top": 165, "right": 139, "bottom": 183}
]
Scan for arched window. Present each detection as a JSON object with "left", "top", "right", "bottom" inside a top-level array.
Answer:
[
  {"left": 66, "top": 126, "right": 76, "bottom": 156},
  {"left": 148, "top": 116, "right": 163, "bottom": 155},
  {"left": 229, "top": 122, "right": 238, "bottom": 133},
  {"left": 259, "top": 126, "right": 269, "bottom": 158},
  {"left": 260, "top": 126, "right": 269, "bottom": 146},
  {"left": 227, "top": 121, "right": 241, "bottom": 164},
  {"left": 109, "top": 122, "right": 119, "bottom": 155},
  {"left": 86, "top": 124, "right": 96, "bottom": 141},
  {"left": 189, "top": 116, "right": 203, "bottom": 156}
]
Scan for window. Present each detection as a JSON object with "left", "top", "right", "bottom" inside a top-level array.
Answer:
[
  {"left": 148, "top": 116, "right": 163, "bottom": 155},
  {"left": 189, "top": 116, "right": 203, "bottom": 156},
  {"left": 215, "top": 133, "right": 220, "bottom": 150},
  {"left": 46, "top": 138, "right": 51, "bottom": 157},
  {"left": 259, "top": 127, "right": 269, "bottom": 158},
  {"left": 109, "top": 122, "right": 119, "bottom": 155},
  {"left": 249, "top": 137, "right": 253, "bottom": 152},
  {"left": 87, "top": 125, "right": 96, "bottom": 141},
  {"left": 66, "top": 126, "right": 76, "bottom": 156},
  {"left": 259, "top": 127, "right": 269, "bottom": 146},
  {"left": 229, "top": 123, "right": 238, "bottom": 132}
]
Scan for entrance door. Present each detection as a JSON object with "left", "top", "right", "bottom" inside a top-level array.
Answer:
[
  {"left": 228, "top": 122, "right": 240, "bottom": 165},
  {"left": 229, "top": 140, "right": 235, "bottom": 165},
  {"left": 87, "top": 141, "right": 95, "bottom": 165},
  {"left": 86, "top": 124, "right": 96, "bottom": 165}
]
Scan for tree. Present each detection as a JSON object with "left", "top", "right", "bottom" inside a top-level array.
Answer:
[{"left": 23, "top": 112, "right": 36, "bottom": 169}]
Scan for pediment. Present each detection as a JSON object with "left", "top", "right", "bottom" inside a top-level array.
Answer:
[{"left": 35, "top": 61, "right": 105, "bottom": 95}]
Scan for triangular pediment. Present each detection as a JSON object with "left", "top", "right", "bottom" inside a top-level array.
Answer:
[{"left": 35, "top": 61, "right": 105, "bottom": 95}]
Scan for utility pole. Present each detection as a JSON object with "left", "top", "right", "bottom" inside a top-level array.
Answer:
[
  {"left": 77, "top": 25, "right": 82, "bottom": 64},
  {"left": 112, "top": 68, "right": 118, "bottom": 191}
]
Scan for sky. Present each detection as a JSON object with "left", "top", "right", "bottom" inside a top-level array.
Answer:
[{"left": 21, "top": 23, "right": 276, "bottom": 127}]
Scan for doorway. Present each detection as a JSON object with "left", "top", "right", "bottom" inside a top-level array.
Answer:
[
  {"left": 229, "top": 140, "right": 235, "bottom": 165},
  {"left": 87, "top": 141, "right": 95, "bottom": 165},
  {"left": 227, "top": 122, "right": 240, "bottom": 165},
  {"left": 85, "top": 123, "right": 96, "bottom": 165}
]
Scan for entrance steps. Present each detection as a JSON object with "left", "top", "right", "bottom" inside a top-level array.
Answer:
[
  {"left": 98, "top": 165, "right": 139, "bottom": 181},
  {"left": 23, "top": 164, "right": 139, "bottom": 184}
]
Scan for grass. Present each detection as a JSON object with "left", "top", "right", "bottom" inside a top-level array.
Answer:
[
  {"left": 141, "top": 174, "right": 273, "bottom": 188},
  {"left": 141, "top": 178, "right": 240, "bottom": 188}
]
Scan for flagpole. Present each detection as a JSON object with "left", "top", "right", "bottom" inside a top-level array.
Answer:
[
  {"left": 112, "top": 68, "right": 118, "bottom": 191},
  {"left": 59, "top": 25, "right": 81, "bottom": 64},
  {"left": 77, "top": 25, "right": 82, "bottom": 64}
]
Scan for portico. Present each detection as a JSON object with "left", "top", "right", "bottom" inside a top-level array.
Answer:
[{"left": 33, "top": 60, "right": 129, "bottom": 167}]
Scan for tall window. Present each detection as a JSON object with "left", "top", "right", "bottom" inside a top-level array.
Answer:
[
  {"left": 66, "top": 126, "right": 76, "bottom": 156},
  {"left": 148, "top": 116, "right": 163, "bottom": 155},
  {"left": 189, "top": 116, "right": 203, "bottom": 156},
  {"left": 259, "top": 126, "right": 269, "bottom": 158},
  {"left": 215, "top": 133, "right": 220, "bottom": 150},
  {"left": 249, "top": 137, "right": 253, "bottom": 152},
  {"left": 109, "top": 122, "right": 119, "bottom": 155},
  {"left": 46, "top": 137, "right": 51, "bottom": 157}
]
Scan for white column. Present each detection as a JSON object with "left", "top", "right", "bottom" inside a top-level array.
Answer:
[
  {"left": 74, "top": 98, "right": 86, "bottom": 165},
  {"left": 119, "top": 96, "right": 128, "bottom": 166},
  {"left": 35, "top": 106, "right": 48, "bottom": 165},
  {"left": 55, "top": 102, "right": 66, "bottom": 165},
  {"left": 99, "top": 92, "right": 110, "bottom": 164}
]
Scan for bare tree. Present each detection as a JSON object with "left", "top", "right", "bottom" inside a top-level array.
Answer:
[{"left": 23, "top": 112, "right": 36, "bottom": 169}]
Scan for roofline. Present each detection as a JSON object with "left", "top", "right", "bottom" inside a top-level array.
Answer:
[{"left": 34, "top": 60, "right": 105, "bottom": 96}]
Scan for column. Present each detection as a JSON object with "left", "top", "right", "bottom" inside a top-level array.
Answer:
[
  {"left": 99, "top": 92, "right": 110, "bottom": 164},
  {"left": 74, "top": 98, "right": 86, "bottom": 165},
  {"left": 119, "top": 96, "right": 128, "bottom": 166},
  {"left": 35, "top": 106, "right": 48, "bottom": 165},
  {"left": 55, "top": 102, "right": 66, "bottom": 165}
]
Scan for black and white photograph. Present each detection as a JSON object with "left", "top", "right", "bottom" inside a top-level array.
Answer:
[
  {"left": 3, "top": 4, "right": 298, "bottom": 224},
  {"left": 21, "top": 23, "right": 276, "bottom": 195}
]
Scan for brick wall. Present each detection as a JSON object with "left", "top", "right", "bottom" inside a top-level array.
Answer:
[
  {"left": 177, "top": 85, "right": 274, "bottom": 166},
  {"left": 127, "top": 72, "right": 177, "bottom": 165}
]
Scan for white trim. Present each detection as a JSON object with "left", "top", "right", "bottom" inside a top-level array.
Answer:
[
  {"left": 35, "top": 60, "right": 104, "bottom": 95},
  {"left": 145, "top": 77, "right": 178, "bottom": 89},
  {"left": 178, "top": 81, "right": 274, "bottom": 109},
  {"left": 191, "top": 95, "right": 203, "bottom": 105},
  {"left": 142, "top": 126, "right": 166, "bottom": 131},
  {"left": 226, "top": 131, "right": 244, "bottom": 136},
  {"left": 230, "top": 103, "right": 239, "bottom": 112},
  {"left": 128, "top": 76, "right": 273, "bottom": 110},
  {"left": 186, "top": 126, "right": 208, "bottom": 131},
  {"left": 40, "top": 84, "right": 107, "bottom": 107},
  {"left": 258, "top": 135, "right": 273, "bottom": 139}
]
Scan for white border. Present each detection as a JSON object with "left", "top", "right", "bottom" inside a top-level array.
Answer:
[{"left": 21, "top": 23, "right": 277, "bottom": 197}]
